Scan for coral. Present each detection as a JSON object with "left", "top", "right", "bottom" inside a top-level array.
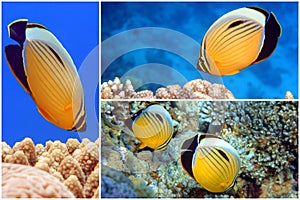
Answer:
[
  {"left": 101, "top": 77, "right": 234, "bottom": 99},
  {"left": 48, "top": 140, "right": 69, "bottom": 156},
  {"left": 84, "top": 164, "right": 99, "bottom": 198},
  {"left": 35, "top": 160, "right": 50, "bottom": 173},
  {"left": 101, "top": 165, "right": 138, "bottom": 198},
  {"left": 135, "top": 90, "right": 155, "bottom": 98},
  {"left": 129, "top": 176, "right": 155, "bottom": 197},
  {"left": 64, "top": 175, "right": 84, "bottom": 198},
  {"left": 35, "top": 144, "right": 45, "bottom": 157},
  {"left": 58, "top": 155, "right": 85, "bottom": 186},
  {"left": 92, "top": 186, "right": 99, "bottom": 198},
  {"left": 285, "top": 91, "right": 294, "bottom": 99},
  {"left": 156, "top": 84, "right": 182, "bottom": 99},
  {"left": 183, "top": 79, "right": 235, "bottom": 99},
  {"left": 13, "top": 138, "right": 37, "bottom": 166},
  {"left": 2, "top": 138, "right": 99, "bottom": 198},
  {"left": 66, "top": 138, "right": 81, "bottom": 154},
  {"left": 2, "top": 142, "right": 13, "bottom": 162},
  {"left": 2, "top": 163, "right": 74, "bottom": 198},
  {"left": 5, "top": 151, "right": 29, "bottom": 165},
  {"left": 75, "top": 142, "right": 99, "bottom": 176},
  {"left": 50, "top": 149, "right": 65, "bottom": 170},
  {"left": 101, "top": 77, "right": 135, "bottom": 99}
]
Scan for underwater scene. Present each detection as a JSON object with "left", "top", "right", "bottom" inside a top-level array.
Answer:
[
  {"left": 101, "top": 101, "right": 298, "bottom": 198},
  {"left": 101, "top": 2, "right": 298, "bottom": 99},
  {"left": 2, "top": 2, "right": 99, "bottom": 198}
]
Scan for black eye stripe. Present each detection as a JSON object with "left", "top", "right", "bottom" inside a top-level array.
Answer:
[{"left": 227, "top": 20, "right": 247, "bottom": 29}]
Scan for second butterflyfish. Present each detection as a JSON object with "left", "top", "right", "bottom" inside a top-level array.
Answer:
[
  {"left": 181, "top": 134, "right": 241, "bottom": 193},
  {"left": 198, "top": 6, "right": 281, "bottom": 76},
  {"left": 5, "top": 19, "right": 86, "bottom": 132}
]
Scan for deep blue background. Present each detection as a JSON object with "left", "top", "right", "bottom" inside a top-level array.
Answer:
[
  {"left": 101, "top": 2, "right": 298, "bottom": 99},
  {"left": 2, "top": 2, "right": 99, "bottom": 147}
]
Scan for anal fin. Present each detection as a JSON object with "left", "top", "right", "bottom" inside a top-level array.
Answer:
[{"left": 5, "top": 44, "right": 31, "bottom": 94}]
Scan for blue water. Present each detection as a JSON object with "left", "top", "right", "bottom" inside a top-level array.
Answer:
[
  {"left": 2, "top": 2, "right": 99, "bottom": 147},
  {"left": 101, "top": 2, "right": 298, "bottom": 99}
]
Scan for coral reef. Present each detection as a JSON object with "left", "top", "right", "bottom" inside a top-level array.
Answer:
[
  {"left": 101, "top": 101, "right": 298, "bottom": 198},
  {"left": 101, "top": 77, "right": 235, "bottom": 99},
  {"left": 2, "top": 138, "right": 99, "bottom": 198},
  {"left": 2, "top": 163, "right": 75, "bottom": 198},
  {"left": 101, "top": 165, "right": 138, "bottom": 197}
]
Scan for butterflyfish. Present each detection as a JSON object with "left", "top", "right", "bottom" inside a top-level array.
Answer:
[
  {"left": 180, "top": 134, "right": 241, "bottom": 193},
  {"left": 125, "top": 104, "right": 173, "bottom": 150},
  {"left": 5, "top": 19, "right": 86, "bottom": 132},
  {"left": 198, "top": 6, "right": 281, "bottom": 76}
]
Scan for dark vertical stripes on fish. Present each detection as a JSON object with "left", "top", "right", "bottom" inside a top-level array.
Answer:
[
  {"left": 197, "top": 7, "right": 281, "bottom": 76},
  {"left": 128, "top": 105, "right": 173, "bottom": 150},
  {"left": 180, "top": 133, "right": 241, "bottom": 193}
]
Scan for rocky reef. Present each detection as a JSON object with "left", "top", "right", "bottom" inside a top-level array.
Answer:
[
  {"left": 2, "top": 138, "right": 99, "bottom": 198},
  {"left": 101, "top": 101, "right": 298, "bottom": 198},
  {"left": 101, "top": 77, "right": 235, "bottom": 99}
]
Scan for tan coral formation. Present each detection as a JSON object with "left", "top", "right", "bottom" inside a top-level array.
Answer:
[
  {"left": 2, "top": 163, "right": 75, "bottom": 198},
  {"left": 101, "top": 77, "right": 235, "bottom": 99},
  {"left": 13, "top": 138, "right": 37, "bottom": 166},
  {"left": 2, "top": 138, "right": 99, "bottom": 198},
  {"left": 285, "top": 91, "right": 294, "bottom": 99}
]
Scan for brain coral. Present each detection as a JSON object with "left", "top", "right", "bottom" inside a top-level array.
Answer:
[{"left": 2, "top": 163, "right": 75, "bottom": 198}]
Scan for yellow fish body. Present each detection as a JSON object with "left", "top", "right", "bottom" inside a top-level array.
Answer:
[
  {"left": 5, "top": 19, "right": 86, "bottom": 132},
  {"left": 125, "top": 104, "right": 173, "bottom": 150},
  {"left": 181, "top": 134, "right": 241, "bottom": 193},
  {"left": 198, "top": 7, "right": 281, "bottom": 76}
]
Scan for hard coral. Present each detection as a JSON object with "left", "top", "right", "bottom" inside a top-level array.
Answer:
[
  {"left": 2, "top": 138, "right": 99, "bottom": 198},
  {"left": 101, "top": 77, "right": 234, "bottom": 99},
  {"left": 2, "top": 163, "right": 75, "bottom": 198},
  {"left": 5, "top": 151, "right": 29, "bottom": 165},
  {"left": 13, "top": 138, "right": 36, "bottom": 166},
  {"left": 101, "top": 165, "right": 138, "bottom": 198},
  {"left": 64, "top": 175, "right": 84, "bottom": 198},
  {"left": 84, "top": 165, "right": 99, "bottom": 198},
  {"left": 58, "top": 155, "right": 85, "bottom": 186}
]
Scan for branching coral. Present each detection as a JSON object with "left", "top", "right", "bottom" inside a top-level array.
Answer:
[
  {"left": 101, "top": 77, "right": 234, "bottom": 99},
  {"left": 1, "top": 138, "right": 99, "bottom": 198}
]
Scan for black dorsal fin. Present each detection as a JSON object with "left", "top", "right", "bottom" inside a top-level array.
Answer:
[
  {"left": 247, "top": 6, "right": 269, "bottom": 18},
  {"left": 253, "top": 12, "right": 281, "bottom": 64},
  {"left": 27, "top": 23, "right": 47, "bottom": 30},
  {"left": 5, "top": 45, "right": 31, "bottom": 94},
  {"left": 199, "top": 133, "right": 220, "bottom": 142},
  {"left": 8, "top": 19, "right": 28, "bottom": 47}
]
